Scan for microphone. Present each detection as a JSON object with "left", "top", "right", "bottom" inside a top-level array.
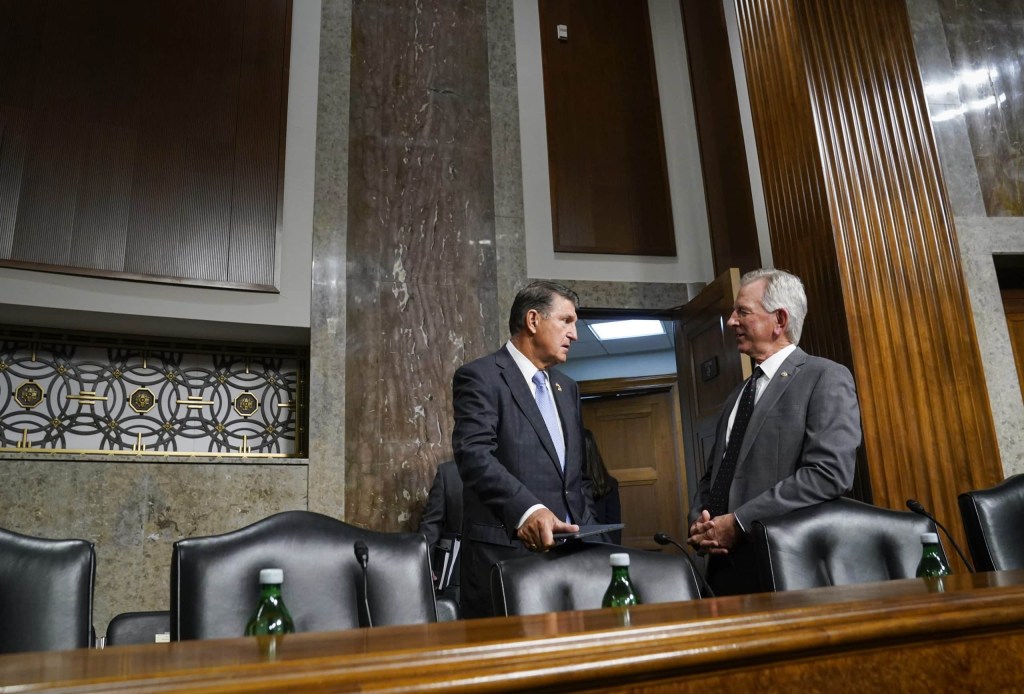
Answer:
[
  {"left": 905, "top": 499, "right": 974, "bottom": 573},
  {"left": 653, "top": 532, "right": 716, "bottom": 598},
  {"left": 353, "top": 541, "right": 373, "bottom": 627}
]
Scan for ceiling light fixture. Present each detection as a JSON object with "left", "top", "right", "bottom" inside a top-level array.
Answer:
[{"left": 589, "top": 319, "right": 665, "bottom": 341}]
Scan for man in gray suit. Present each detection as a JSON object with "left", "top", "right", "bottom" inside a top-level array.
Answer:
[
  {"left": 452, "top": 281, "right": 596, "bottom": 618},
  {"left": 688, "top": 268, "right": 861, "bottom": 595}
]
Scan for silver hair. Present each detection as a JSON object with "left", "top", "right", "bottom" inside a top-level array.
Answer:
[{"left": 740, "top": 268, "right": 807, "bottom": 344}]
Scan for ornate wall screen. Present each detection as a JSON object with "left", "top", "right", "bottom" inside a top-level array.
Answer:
[
  {"left": 0, "top": 330, "right": 306, "bottom": 457},
  {"left": 0, "top": 0, "right": 292, "bottom": 291}
]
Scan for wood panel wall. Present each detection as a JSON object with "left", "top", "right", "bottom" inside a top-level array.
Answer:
[
  {"left": 734, "top": 0, "right": 1003, "bottom": 550},
  {"left": 539, "top": 0, "right": 675, "bottom": 256},
  {"left": 1003, "top": 290, "right": 1024, "bottom": 405},
  {"left": 680, "top": 0, "right": 760, "bottom": 277},
  {"left": 0, "top": 0, "right": 290, "bottom": 291}
]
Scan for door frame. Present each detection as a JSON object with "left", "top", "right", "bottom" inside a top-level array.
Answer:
[{"left": 573, "top": 307, "right": 689, "bottom": 542}]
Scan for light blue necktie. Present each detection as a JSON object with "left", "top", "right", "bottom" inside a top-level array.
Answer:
[{"left": 532, "top": 371, "right": 565, "bottom": 471}]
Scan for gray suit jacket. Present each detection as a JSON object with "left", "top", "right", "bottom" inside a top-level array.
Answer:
[
  {"left": 452, "top": 345, "right": 595, "bottom": 616},
  {"left": 689, "top": 346, "right": 861, "bottom": 530}
]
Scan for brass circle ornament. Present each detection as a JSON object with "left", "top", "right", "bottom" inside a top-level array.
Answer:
[
  {"left": 233, "top": 391, "right": 260, "bottom": 418},
  {"left": 129, "top": 387, "right": 156, "bottom": 414},
  {"left": 15, "top": 381, "right": 44, "bottom": 409}
]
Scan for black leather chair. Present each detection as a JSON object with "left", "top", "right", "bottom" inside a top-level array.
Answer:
[
  {"left": 490, "top": 541, "right": 703, "bottom": 616},
  {"left": 0, "top": 527, "right": 95, "bottom": 653},
  {"left": 171, "top": 510, "right": 437, "bottom": 640},
  {"left": 752, "top": 497, "right": 942, "bottom": 591},
  {"left": 105, "top": 611, "right": 171, "bottom": 646},
  {"left": 959, "top": 474, "right": 1024, "bottom": 572},
  {"left": 434, "top": 592, "right": 460, "bottom": 621}
]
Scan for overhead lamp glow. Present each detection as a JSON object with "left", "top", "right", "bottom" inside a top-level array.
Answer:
[{"left": 589, "top": 320, "right": 665, "bottom": 341}]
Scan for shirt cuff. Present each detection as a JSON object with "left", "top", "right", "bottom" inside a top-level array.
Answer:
[
  {"left": 733, "top": 512, "right": 746, "bottom": 535},
  {"left": 517, "top": 504, "right": 547, "bottom": 530}
]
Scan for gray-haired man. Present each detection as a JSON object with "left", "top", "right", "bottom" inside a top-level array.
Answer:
[{"left": 687, "top": 269, "right": 862, "bottom": 595}]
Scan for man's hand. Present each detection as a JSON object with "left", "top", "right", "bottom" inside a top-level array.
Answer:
[
  {"left": 517, "top": 508, "right": 577, "bottom": 552},
  {"left": 688, "top": 509, "right": 714, "bottom": 551},
  {"left": 688, "top": 510, "right": 740, "bottom": 555}
]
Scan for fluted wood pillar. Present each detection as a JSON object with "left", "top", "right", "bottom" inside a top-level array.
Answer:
[{"left": 734, "top": 0, "right": 1002, "bottom": 550}]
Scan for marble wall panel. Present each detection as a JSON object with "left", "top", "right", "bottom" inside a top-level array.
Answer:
[
  {"left": 555, "top": 279, "right": 700, "bottom": 310},
  {"left": 487, "top": 0, "right": 525, "bottom": 222},
  {"left": 308, "top": 0, "right": 352, "bottom": 516},
  {"left": 345, "top": 0, "right": 499, "bottom": 531},
  {"left": 494, "top": 215, "right": 528, "bottom": 343},
  {"left": 934, "top": 0, "right": 1024, "bottom": 216},
  {"left": 488, "top": 0, "right": 529, "bottom": 342},
  {"left": 953, "top": 218, "right": 1024, "bottom": 475},
  {"left": 907, "top": 0, "right": 987, "bottom": 217},
  {"left": 908, "top": 0, "right": 1024, "bottom": 474},
  {"left": 347, "top": 439, "right": 458, "bottom": 529},
  {"left": 0, "top": 459, "right": 307, "bottom": 635}
]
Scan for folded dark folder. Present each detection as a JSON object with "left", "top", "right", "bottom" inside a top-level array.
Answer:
[{"left": 553, "top": 523, "right": 624, "bottom": 540}]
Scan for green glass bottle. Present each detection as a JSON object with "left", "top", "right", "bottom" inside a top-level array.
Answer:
[
  {"left": 915, "top": 533, "right": 951, "bottom": 578},
  {"left": 602, "top": 553, "right": 641, "bottom": 608},
  {"left": 245, "top": 568, "right": 296, "bottom": 636}
]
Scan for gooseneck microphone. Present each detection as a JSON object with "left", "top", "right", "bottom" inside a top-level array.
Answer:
[
  {"left": 353, "top": 540, "right": 374, "bottom": 627},
  {"left": 653, "top": 532, "right": 716, "bottom": 598},
  {"left": 905, "top": 499, "right": 975, "bottom": 573}
]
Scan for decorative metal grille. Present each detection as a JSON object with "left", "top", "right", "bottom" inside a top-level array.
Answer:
[{"left": 0, "top": 330, "right": 306, "bottom": 457}]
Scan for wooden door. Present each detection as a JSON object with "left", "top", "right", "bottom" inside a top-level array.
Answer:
[
  {"left": 673, "top": 269, "right": 747, "bottom": 510},
  {"left": 581, "top": 376, "right": 685, "bottom": 550}
]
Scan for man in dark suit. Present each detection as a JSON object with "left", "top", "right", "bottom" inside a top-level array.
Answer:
[
  {"left": 688, "top": 268, "right": 861, "bottom": 595},
  {"left": 418, "top": 460, "right": 463, "bottom": 598},
  {"left": 452, "top": 280, "right": 597, "bottom": 618}
]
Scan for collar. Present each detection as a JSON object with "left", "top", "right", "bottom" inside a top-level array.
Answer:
[
  {"left": 506, "top": 339, "right": 541, "bottom": 385},
  {"left": 755, "top": 343, "right": 797, "bottom": 381}
]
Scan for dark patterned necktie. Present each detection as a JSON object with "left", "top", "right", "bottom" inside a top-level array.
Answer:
[{"left": 708, "top": 367, "right": 763, "bottom": 517}]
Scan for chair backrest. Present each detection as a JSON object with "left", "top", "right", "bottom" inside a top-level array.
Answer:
[
  {"left": 434, "top": 592, "right": 460, "bottom": 622},
  {"left": 490, "top": 542, "right": 702, "bottom": 616},
  {"left": 105, "top": 611, "right": 171, "bottom": 646},
  {"left": 959, "top": 474, "right": 1024, "bottom": 572},
  {"left": 171, "top": 510, "right": 437, "bottom": 641},
  {"left": 0, "top": 527, "right": 95, "bottom": 653},
  {"left": 752, "top": 497, "right": 941, "bottom": 591}
]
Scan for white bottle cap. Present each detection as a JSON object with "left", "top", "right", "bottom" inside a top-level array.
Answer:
[
  {"left": 259, "top": 568, "right": 284, "bottom": 584},
  {"left": 920, "top": 532, "right": 939, "bottom": 544},
  {"left": 609, "top": 553, "right": 630, "bottom": 567}
]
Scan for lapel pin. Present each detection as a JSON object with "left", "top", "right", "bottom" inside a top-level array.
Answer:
[
  {"left": 555, "top": 383, "right": 562, "bottom": 392},
  {"left": 780, "top": 371, "right": 789, "bottom": 378}
]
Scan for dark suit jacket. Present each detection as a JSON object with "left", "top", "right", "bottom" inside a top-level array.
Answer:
[
  {"left": 452, "top": 345, "right": 596, "bottom": 617},
  {"left": 418, "top": 460, "right": 463, "bottom": 591},
  {"left": 419, "top": 461, "right": 463, "bottom": 547},
  {"left": 592, "top": 476, "right": 622, "bottom": 545},
  {"left": 689, "top": 347, "right": 861, "bottom": 593}
]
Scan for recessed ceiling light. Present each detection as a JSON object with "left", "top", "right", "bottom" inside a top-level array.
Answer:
[{"left": 589, "top": 320, "right": 665, "bottom": 341}]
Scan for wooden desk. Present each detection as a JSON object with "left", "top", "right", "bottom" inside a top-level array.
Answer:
[{"left": 3, "top": 571, "right": 1024, "bottom": 692}]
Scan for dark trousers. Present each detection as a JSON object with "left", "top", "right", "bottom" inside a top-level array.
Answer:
[
  {"left": 706, "top": 542, "right": 767, "bottom": 596},
  {"left": 460, "top": 539, "right": 524, "bottom": 619}
]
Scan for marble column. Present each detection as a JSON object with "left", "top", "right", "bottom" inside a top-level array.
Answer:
[
  {"left": 345, "top": 0, "right": 499, "bottom": 530},
  {"left": 487, "top": 0, "right": 528, "bottom": 337},
  {"left": 308, "top": 0, "right": 353, "bottom": 516}
]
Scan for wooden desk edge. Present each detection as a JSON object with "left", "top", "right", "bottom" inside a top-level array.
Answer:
[{"left": 5, "top": 574, "right": 1024, "bottom": 693}]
